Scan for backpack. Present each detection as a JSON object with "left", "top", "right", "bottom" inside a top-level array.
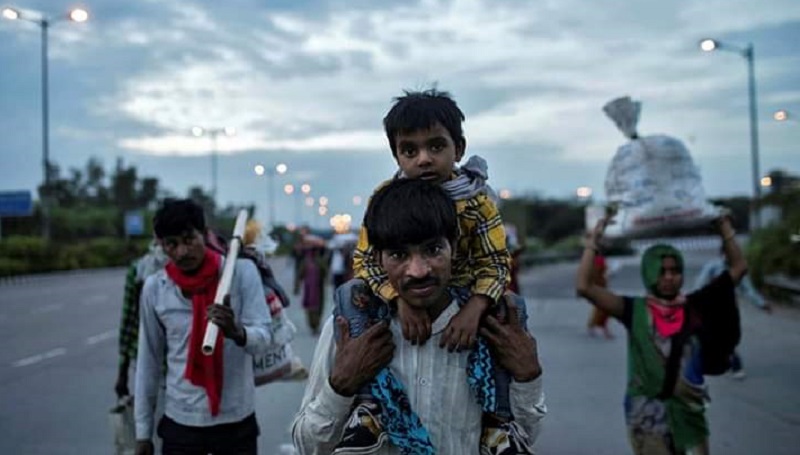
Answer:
[
  {"left": 693, "top": 295, "right": 741, "bottom": 375},
  {"left": 207, "top": 230, "right": 291, "bottom": 308}
]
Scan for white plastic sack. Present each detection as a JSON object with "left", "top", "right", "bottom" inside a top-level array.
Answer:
[
  {"left": 253, "top": 292, "right": 308, "bottom": 386},
  {"left": 602, "top": 96, "right": 720, "bottom": 237}
]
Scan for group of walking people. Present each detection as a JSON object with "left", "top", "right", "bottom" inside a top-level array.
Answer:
[{"left": 117, "top": 87, "right": 755, "bottom": 455}]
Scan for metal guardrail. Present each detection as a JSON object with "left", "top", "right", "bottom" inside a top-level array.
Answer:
[{"left": 764, "top": 274, "right": 800, "bottom": 294}]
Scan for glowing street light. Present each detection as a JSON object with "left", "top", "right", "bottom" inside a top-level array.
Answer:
[
  {"left": 318, "top": 206, "right": 328, "bottom": 216},
  {"left": 699, "top": 39, "right": 717, "bottom": 52},
  {"left": 68, "top": 8, "right": 89, "bottom": 22},
  {"left": 2, "top": 8, "right": 19, "bottom": 20},
  {"left": 700, "top": 37, "right": 762, "bottom": 228},
  {"left": 760, "top": 176, "right": 772, "bottom": 187},
  {"left": 284, "top": 184, "right": 295, "bottom": 195},
  {"left": 576, "top": 186, "right": 593, "bottom": 199},
  {"left": 3, "top": 5, "right": 90, "bottom": 240},
  {"left": 499, "top": 189, "right": 512, "bottom": 200},
  {"left": 319, "top": 196, "right": 329, "bottom": 207}
]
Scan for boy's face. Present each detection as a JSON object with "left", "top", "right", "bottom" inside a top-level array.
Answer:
[
  {"left": 159, "top": 228, "right": 207, "bottom": 273},
  {"left": 378, "top": 237, "right": 453, "bottom": 309},
  {"left": 394, "top": 122, "right": 464, "bottom": 184}
]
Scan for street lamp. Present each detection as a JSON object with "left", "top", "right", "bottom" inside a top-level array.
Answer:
[
  {"left": 192, "top": 126, "right": 235, "bottom": 204},
  {"left": 773, "top": 109, "right": 797, "bottom": 123},
  {"left": 700, "top": 38, "right": 762, "bottom": 229},
  {"left": 499, "top": 189, "right": 512, "bottom": 200},
  {"left": 253, "top": 162, "right": 287, "bottom": 227},
  {"left": 3, "top": 5, "right": 89, "bottom": 240},
  {"left": 576, "top": 186, "right": 593, "bottom": 199}
]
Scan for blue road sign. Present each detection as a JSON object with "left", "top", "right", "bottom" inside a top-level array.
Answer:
[
  {"left": 0, "top": 191, "right": 33, "bottom": 217},
  {"left": 124, "top": 211, "right": 145, "bottom": 236}
]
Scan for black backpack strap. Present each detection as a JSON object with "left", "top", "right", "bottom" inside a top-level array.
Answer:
[{"left": 657, "top": 311, "right": 692, "bottom": 399}]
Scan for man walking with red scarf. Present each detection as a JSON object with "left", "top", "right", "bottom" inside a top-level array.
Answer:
[{"left": 134, "top": 199, "right": 273, "bottom": 455}]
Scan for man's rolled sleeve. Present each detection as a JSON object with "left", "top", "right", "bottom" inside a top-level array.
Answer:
[
  {"left": 291, "top": 317, "right": 355, "bottom": 455},
  {"left": 510, "top": 377, "right": 547, "bottom": 444}
]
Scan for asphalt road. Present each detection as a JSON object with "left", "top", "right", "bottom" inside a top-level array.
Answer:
[{"left": 0, "top": 248, "right": 798, "bottom": 454}]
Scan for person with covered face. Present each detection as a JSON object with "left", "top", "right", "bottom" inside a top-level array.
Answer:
[
  {"left": 292, "top": 179, "right": 546, "bottom": 455},
  {"left": 576, "top": 214, "right": 747, "bottom": 455}
]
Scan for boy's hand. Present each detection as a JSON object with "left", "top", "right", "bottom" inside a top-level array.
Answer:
[
  {"left": 397, "top": 298, "right": 431, "bottom": 345},
  {"left": 440, "top": 295, "right": 491, "bottom": 352}
]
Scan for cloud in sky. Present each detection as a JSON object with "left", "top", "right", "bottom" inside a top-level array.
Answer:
[{"left": 1, "top": 0, "right": 799, "bottom": 227}]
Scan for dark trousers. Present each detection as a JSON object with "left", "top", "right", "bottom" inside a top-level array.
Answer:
[{"left": 157, "top": 414, "right": 259, "bottom": 455}]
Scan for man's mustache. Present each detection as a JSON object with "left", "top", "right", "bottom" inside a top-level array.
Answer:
[{"left": 401, "top": 277, "right": 440, "bottom": 291}]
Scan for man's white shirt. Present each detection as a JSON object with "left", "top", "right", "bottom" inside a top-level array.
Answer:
[{"left": 291, "top": 299, "right": 547, "bottom": 454}]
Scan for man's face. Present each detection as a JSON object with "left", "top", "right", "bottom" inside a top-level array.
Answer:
[
  {"left": 159, "top": 229, "right": 206, "bottom": 273},
  {"left": 656, "top": 256, "right": 683, "bottom": 299},
  {"left": 379, "top": 237, "right": 453, "bottom": 309},
  {"left": 394, "top": 122, "right": 464, "bottom": 184}
]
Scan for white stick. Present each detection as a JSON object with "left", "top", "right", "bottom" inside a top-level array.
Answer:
[{"left": 202, "top": 209, "right": 250, "bottom": 356}]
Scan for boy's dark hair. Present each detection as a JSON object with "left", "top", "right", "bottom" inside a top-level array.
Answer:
[
  {"left": 364, "top": 179, "right": 458, "bottom": 252},
  {"left": 153, "top": 198, "right": 207, "bottom": 239},
  {"left": 383, "top": 88, "right": 466, "bottom": 157}
]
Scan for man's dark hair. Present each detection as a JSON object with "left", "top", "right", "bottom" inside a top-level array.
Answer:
[
  {"left": 364, "top": 179, "right": 458, "bottom": 251},
  {"left": 153, "top": 198, "right": 207, "bottom": 239},
  {"left": 383, "top": 88, "right": 466, "bottom": 157}
]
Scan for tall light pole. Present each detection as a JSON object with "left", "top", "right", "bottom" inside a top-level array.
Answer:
[
  {"left": 700, "top": 38, "right": 762, "bottom": 229},
  {"left": 3, "top": 6, "right": 89, "bottom": 240},
  {"left": 254, "top": 162, "right": 287, "bottom": 227},
  {"left": 191, "top": 126, "right": 235, "bottom": 205}
]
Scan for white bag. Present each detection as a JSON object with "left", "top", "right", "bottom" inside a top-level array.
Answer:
[
  {"left": 109, "top": 396, "right": 136, "bottom": 455},
  {"left": 253, "top": 293, "right": 308, "bottom": 386},
  {"left": 602, "top": 96, "right": 720, "bottom": 237}
]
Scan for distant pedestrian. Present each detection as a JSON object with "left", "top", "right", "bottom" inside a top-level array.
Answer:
[
  {"left": 115, "top": 242, "right": 168, "bottom": 400},
  {"left": 294, "top": 231, "right": 330, "bottom": 335},
  {"left": 329, "top": 231, "right": 358, "bottom": 290},
  {"left": 585, "top": 255, "right": 614, "bottom": 339}
]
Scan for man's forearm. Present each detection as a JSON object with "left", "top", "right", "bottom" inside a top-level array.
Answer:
[{"left": 292, "top": 378, "right": 355, "bottom": 455}]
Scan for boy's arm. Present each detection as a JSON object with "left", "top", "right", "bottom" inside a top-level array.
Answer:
[
  {"left": 353, "top": 224, "right": 398, "bottom": 302},
  {"left": 467, "top": 195, "right": 511, "bottom": 302}
]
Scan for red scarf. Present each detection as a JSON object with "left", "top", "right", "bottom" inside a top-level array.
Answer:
[
  {"left": 165, "top": 248, "right": 224, "bottom": 416},
  {"left": 646, "top": 294, "right": 687, "bottom": 338}
]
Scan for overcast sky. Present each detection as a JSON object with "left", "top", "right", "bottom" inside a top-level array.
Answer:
[{"left": 1, "top": 0, "right": 798, "bottom": 228}]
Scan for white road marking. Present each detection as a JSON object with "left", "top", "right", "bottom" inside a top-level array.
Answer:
[
  {"left": 82, "top": 294, "right": 109, "bottom": 306},
  {"left": 30, "top": 303, "right": 64, "bottom": 315},
  {"left": 85, "top": 329, "right": 117, "bottom": 345},
  {"left": 12, "top": 348, "right": 67, "bottom": 368}
]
